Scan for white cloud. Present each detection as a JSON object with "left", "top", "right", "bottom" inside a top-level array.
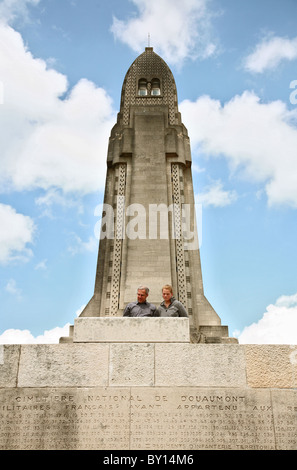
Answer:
[
  {"left": 111, "top": 0, "right": 217, "bottom": 65},
  {"left": 244, "top": 35, "right": 297, "bottom": 73},
  {"left": 35, "top": 189, "right": 79, "bottom": 208},
  {"left": 238, "top": 293, "right": 297, "bottom": 344},
  {"left": 0, "top": 305, "right": 83, "bottom": 344},
  {"left": 35, "top": 188, "right": 84, "bottom": 218},
  {"left": 0, "top": 0, "right": 40, "bottom": 24},
  {"left": 275, "top": 293, "right": 297, "bottom": 308},
  {"left": 68, "top": 234, "right": 98, "bottom": 255},
  {"left": 0, "top": 203, "right": 35, "bottom": 264},
  {"left": 196, "top": 180, "right": 237, "bottom": 207},
  {"left": 5, "top": 278, "right": 22, "bottom": 299},
  {"left": 180, "top": 91, "right": 297, "bottom": 208},
  {"left": 0, "top": 24, "right": 116, "bottom": 196},
  {"left": 34, "top": 259, "right": 47, "bottom": 270},
  {"left": 0, "top": 324, "right": 71, "bottom": 344}
]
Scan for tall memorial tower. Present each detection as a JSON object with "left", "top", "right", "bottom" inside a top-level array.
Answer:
[
  {"left": 2, "top": 48, "right": 295, "bottom": 452},
  {"left": 80, "top": 47, "right": 229, "bottom": 342}
]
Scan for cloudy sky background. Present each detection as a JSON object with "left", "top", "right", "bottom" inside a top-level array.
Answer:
[{"left": 0, "top": 0, "right": 297, "bottom": 344}]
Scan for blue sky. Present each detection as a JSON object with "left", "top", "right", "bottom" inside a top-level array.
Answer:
[{"left": 0, "top": 0, "right": 297, "bottom": 344}]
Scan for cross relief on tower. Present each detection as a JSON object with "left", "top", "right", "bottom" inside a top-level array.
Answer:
[{"left": 78, "top": 47, "right": 232, "bottom": 343}]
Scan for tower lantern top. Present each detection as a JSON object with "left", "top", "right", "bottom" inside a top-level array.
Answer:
[{"left": 120, "top": 47, "right": 179, "bottom": 126}]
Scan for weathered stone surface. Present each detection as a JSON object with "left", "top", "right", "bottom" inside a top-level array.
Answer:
[
  {"left": 129, "top": 387, "right": 275, "bottom": 450},
  {"left": 109, "top": 343, "right": 154, "bottom": 386},
  {"left": 245, "top": 345, "right": 297, "bottom": 388},
  {"left": 73, "top": 317, "right": 190, "bottom": 343},
  {"left": 271, "top": 389, "right": 297, "bottom": 450},
  {"left": 17, "top": 344, "right": 109, "bottom": 387},
  {"left": 1, "top": 344, "right": 296, "bottom": 449},
  {"left": 155, "top": 344, "right": 247, "bottom": 387},
  {"left": 0, "top": 345, "right": 20, "bottom": 388},
  {"left": 1, "top": 386, "right": 295, "bottom": 450},
  {"left": 0, "top": 387, "right": 130, "bottom": 450}
]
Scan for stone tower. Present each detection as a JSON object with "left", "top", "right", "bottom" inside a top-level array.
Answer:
[{"left": 80, "top": 47, "right": 230, "bottom": 342}]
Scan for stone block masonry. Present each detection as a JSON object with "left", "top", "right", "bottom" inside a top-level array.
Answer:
[
  {"left": 0, "top": 337, "right": 296, "bottom": 450},
  {"left": 73, "top": 317, "right": 190, "bottom": 343}
]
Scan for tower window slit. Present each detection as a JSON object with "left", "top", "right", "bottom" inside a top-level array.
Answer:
[
  {"left": 138, "top": 78, "right": 147, "bottom": 96},
  {"left": 151, "top": 78, "right": 161, "bottom": 95}
]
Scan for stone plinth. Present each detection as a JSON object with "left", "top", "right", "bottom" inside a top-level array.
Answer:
[
  {"left": 0, "top": 342, "right": 297, "bottom": 450},
  {"left": 73, "top": 317, "right": 190, "bottom": 343}
]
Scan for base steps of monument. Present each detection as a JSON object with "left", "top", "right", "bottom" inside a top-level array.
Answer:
[{"left": 59, "top": 318, "right": 238, "bottom": 344}]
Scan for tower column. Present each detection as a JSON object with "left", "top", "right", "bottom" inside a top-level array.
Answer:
[{"left": 77, "top": 47, "right": 232, "bottom": 343}]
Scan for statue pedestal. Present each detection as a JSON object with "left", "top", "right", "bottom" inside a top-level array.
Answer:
[
  {"left": 72, "top": 317, "right": 190, "bottom": 343},
  {"left": 60, "top": 317, "right": 237, "bottom": 344}
]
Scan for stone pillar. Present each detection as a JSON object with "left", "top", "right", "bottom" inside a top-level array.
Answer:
[{"left": 78, "top": 47, "right": 232, "bottom": 343}]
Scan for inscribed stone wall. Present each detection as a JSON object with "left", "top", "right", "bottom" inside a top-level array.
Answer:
[
  {"left": 0, "top": 343, "right": 296, "bottom": 450},
  {"left": 0, "top": 387, "right": 296, "bottom": 450}
]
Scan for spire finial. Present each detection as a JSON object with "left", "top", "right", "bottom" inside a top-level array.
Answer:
[{"left": 148, "top": 33, "right": 150, "bottom": 47}]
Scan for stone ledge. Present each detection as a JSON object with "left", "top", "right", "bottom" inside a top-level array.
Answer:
[
  {"left": 1, "top": 344, "right": 297, "bottom": 389},
  {"left": 73, "top": 317, "right": 190, "bottom": 343}
]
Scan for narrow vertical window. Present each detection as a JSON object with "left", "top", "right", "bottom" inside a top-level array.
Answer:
[
  {"left": 151, "top": 78, "right": 161, "bottom": 95},
  {"left": 138, "top": 78, "right": 147, "bottom": 96}
]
